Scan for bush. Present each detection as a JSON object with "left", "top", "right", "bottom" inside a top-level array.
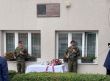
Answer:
[
  {"left": 8, "top": 70, "right": 17, "bottom": 81},
  {"left": 81, "top": 56, "right": 96, "bottom": 63},
  {"left": 5, "top": 52, "right": 15, "bottom": 61},
  {"left": 25, "top": 55, "right": 36, "bottom": 61},
  {"left": 11, "top": 72, "right": 110, "bottom": 81}
]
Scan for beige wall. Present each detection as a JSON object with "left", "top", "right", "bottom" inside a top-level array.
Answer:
[
  {"left": 0, "top": 0, "right": 110, "bottom": 74},
  {"left": 0, "top": 31, "right": 2, "bottom": 56}
]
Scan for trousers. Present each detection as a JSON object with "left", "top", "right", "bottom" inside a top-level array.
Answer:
[
  {"left": 68, "top": 60, "right": 77, "bottom": 73},
  {"left": 17, "top": 61, "right": 25, "bottom": 73},
  {"left": 107, "top": 69, "right": 110, "bottom": 75}
]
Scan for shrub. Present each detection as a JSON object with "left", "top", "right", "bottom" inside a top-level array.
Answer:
[
  {"left": 25, "top": 55, "right": 36, "bottom": 61},
  {"left": 8, "top": 70, "right": 17, "bottom": 81},
  {"left": 5, "top": 52, "right": 15, "bottom": 61},
  {"left": 11, "top": 72, "right": 110, "bottom": 81},
  {"left": 81, "top": 56, "right": 96, "bottom": 63}
]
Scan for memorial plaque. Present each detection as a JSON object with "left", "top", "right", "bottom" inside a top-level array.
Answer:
[{"left": 37, "top": 3, "right": 60, "bottom": 17}]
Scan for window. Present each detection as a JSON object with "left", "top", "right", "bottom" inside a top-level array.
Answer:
[
  {"left": 5, "top": 31, "right": 41, "bottom": 58},
  {"left": 72, "top": 33, "right": 82, "bottom": 55},
  {"left": 31, "top": 33, "right": 41, "bottom": 57},
  {"left": 37, "top": 3, "right": 60, "bottom": 17},
  {"left": 18, "top": 33, "right": 28, "bottom": 50},
  {"left": 6, "top": 33, "right": 15, "bottom": 52},
  {"left": 58, "top": 33, "right": 68, "bottom": 58},
  {"left": 56, "top": 32, "right": 98, "bottom": 60},
  {"left": 85, "top": 32, "right": 96, "bottom": 57}
]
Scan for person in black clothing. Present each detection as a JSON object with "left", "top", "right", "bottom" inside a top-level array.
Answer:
[
  {"left": 0, "top": 56, "right": 8, "bottom": 81},
  {"left": 104, "top": 49, "right": 110, "bottom": 75}
]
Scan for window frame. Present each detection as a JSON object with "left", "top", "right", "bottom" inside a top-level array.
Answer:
[
  {"left": 56, "top": 31, "right": 98, "bottom": 62},
  {"left": 3, "top": 31, "right": 41, "bottom": 57}
]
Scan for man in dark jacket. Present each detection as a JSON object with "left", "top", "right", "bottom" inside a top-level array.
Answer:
[
  {"left": 104, "top": 50, "right": 110, "bottom": 75},
  {"left": 0, "top": 56, "right": 8, "bottom": 81}
]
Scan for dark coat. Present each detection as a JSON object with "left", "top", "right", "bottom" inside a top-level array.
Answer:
[
  {"left": 0, "top": 57, "right": 8, "bottom": 81},
  {"left": 104, "top": 50, "right": 110, "bottom": 70}
]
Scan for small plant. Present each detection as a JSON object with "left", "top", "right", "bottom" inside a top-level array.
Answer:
[
  {"left": 9, "top": 70, "right": 17, "bottom": 81},
  {"left": 25, "top": 55, "right": 36, "bottom": 61},
  {"left": 81, "top": 55, "right": 96, "bottom": 63},
  {"left": 5, "top": 52, "right": 15, "bottom": 61}
]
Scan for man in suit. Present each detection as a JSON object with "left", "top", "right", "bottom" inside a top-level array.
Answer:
[{"left": 0, "top": 56, "right": 8, "bottom": 81}]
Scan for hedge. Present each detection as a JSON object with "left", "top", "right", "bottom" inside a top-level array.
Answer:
[
  {"left": 8, "top": 70, "right": 17, "bottom": 81},
  {"left": 11, "top": 72, "right": 110, "bottom": 81}
]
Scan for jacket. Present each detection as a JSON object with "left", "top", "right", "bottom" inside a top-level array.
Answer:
[
  {"left": 104, "top": 50, "right": 110, "bottom": 70},
  {"left": 14, "top": 47, "right": 28, "bottom": 62},
  {"left": 0, "top": 57, "right": 8, "bottom": 81}
]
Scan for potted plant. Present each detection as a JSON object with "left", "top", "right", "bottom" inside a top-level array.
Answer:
[
  {"left": 5, "top": 52, "right": 15, "bottom": 61},
  {"left": 25, "top": 55, "right": 36, "bottom": 61},
  {"left": 81, "top": 55, "right": 96, "bottom": 63}
]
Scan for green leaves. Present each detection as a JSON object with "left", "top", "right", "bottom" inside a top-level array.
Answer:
[{"left": 11, "top": 72, "right": 110, "bottom": 81}]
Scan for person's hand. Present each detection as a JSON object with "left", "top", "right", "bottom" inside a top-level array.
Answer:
[
  {"left": 20, "top": 51, "right": 24, "bottom": 55},
  {"left": 72, "top": 49, "right": 76, "bottom": 53},
  {"left": 66, "top": 53, "right": 69, "bottom": 58}
]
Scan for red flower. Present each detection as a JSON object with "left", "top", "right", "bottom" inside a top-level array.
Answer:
[{"left": 51, "top": 59, "right": 62, "bottom": 65}]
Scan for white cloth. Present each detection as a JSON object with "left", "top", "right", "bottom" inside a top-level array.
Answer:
[{"left": 25, "top": 64, "right": 68, "bottom": 73}]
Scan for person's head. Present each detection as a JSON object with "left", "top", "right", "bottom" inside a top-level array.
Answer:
[
  {"left": 18, "top": 41, "right": 23, "bottom": 48},
  {"left": 70, "top": 40, "right": 77, "bottom": 46}
]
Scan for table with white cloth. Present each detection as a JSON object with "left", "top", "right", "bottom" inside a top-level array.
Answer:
[{"left": 25, "top": 64, "right": 68, "bottom": 73}]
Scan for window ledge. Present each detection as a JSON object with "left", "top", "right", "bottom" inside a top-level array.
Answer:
[
  {"left": 7, "top": 61, "right": 36, "bottom": 62},
  {"left": 78, "top": 63, "right": 98, "bottom": 65}
]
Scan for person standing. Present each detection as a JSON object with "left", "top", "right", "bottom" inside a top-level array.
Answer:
[
  {"left": 0, "top": 56, "right": 8, "bottom": 81},
  {"left": 14, "top": 41, "right": 28, "bottom": 73},
  {"left": 104, "top": 49, "right": 110, "bottom": 75},
  {"left": 63, "top": 40, "right": 80, "bottom": 73}
]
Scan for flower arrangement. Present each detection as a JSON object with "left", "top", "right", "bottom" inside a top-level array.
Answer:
[
  {"left": 46, "top": 59, "right": 62, "bottom": 72},
  {"left": 50, "top": 59, "right": 62, "bottom": 65}
]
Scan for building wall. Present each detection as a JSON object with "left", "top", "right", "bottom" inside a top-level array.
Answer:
[{"left": 0, "top": 0, "right": 110, "bottom": 74}]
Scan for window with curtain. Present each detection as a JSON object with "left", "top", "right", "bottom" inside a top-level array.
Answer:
[
  {"left": 58, "top": 33, "right": 68, "bottom": 59},
  {"left": 18, "top": 33, "right": 28, "bottom": 50},
  {"left": 6, "top": 33, "right": 15, "bottom": 52},
  {"left": 72, "top": 33, "right": 82, "bottom": 55},
  {"left": 85, "top": 32, "right": 96, "bottom": 57},
  {"left": 5, "top": 31, "right": 41, "bottom": 58},
  {"left": 31, "top": 33, "right": 41, "bottom": 58},
  {"left": 56, "top": 32, "right": 97, "bottom": 60},
  {"left": 4, "top": 31, "right": 41, "bottom": 58}
]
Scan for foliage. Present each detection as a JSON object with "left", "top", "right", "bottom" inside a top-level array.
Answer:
[
  {"left": 81, "top": 55, "right": 96, "bottom": 63},
  {"left": 25, "top": 55, "right": 36, "bottom": 61},
  {"left": 5, "top": 52, "right": 36, "bottom": 61},
  {"left": 50, "top": 59, "right": 62, "bottom": 65},
  {"left": 8, "top": 70, "right": 17, "bottom": 81},
  {"left": 5, "top": 52, "right": 15, "bottom": 61},
  {"left": 11, "top": 72, "right": 110, "bottom": 81}
]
